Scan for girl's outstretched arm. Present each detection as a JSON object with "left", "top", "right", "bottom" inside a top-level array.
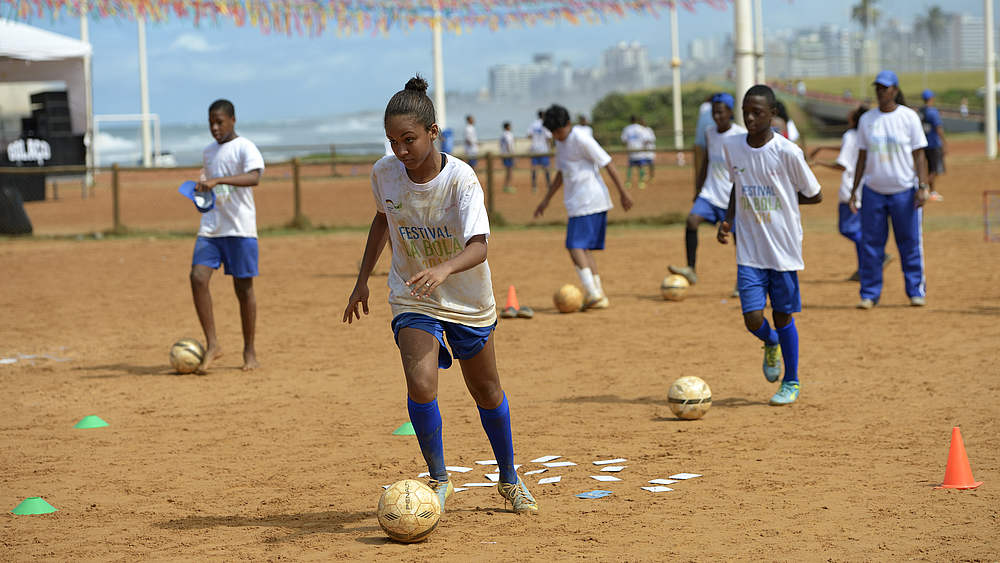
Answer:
[{"left": 343, "top": 212, "right": 389, "bottom": 324}]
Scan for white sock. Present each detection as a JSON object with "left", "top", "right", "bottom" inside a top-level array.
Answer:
[
  {"left": 576, "top": 267, "right": 598, "bottom": 296},
  {"left": 593, "top": 274, "right": 604, "bottom": 295}
]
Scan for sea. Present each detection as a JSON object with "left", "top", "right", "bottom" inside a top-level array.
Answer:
[{"left": 94, "top": 96, "right": 598, "bottom": 167}]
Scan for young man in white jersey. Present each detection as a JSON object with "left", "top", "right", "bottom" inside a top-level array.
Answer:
[
  {"left": 527, "top": 110, "right": 553, "bottom": 193},
  {"left": 717, "top": 85, "right": 823, "bottom": 406},
  {"left": 576, "top": 114, "right": 594, "bottom": 137},
  {"left": 189, "top": 99, "right": 265, "bottom": 373},
  {"left": 621, "top": 115, "right": 650, "bottom": 189},
  {"left": 463, "top": 114, "right": 479, "bottom": 170},
  {"left": 344, "top": 76, "right": 538, "bottom": 515},
  {"left": 669, "top": 92, "right": 746, "bottom": 287},
  {"left": 849, "top": 70, "right": 930, "bottom": 309},
  {"left": 534, "top": 104, "right": 633, "bottom": 309},
  {"left": 500, "top": 121, "right": 516, "bottom": 193}
]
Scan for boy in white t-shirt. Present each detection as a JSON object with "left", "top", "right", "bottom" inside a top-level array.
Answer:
[
  {"left": 343, "top": 76, "right": 537, "bottom": 515},
  {"left": 527, "top": 111, "right": 553, "bottom": 193},
  {"left": 534, "top": 104, "right": 634, "bottom": 309},
  {"left": 500, "top": 121, "right": 516, "bottom": 193},
  {"left": 463, "top": 114, "right": 479, "bottom": 169},
  {"left": 621, "top": 115, "right": 650, "bottom": 189},
  {"left": 189, "top": 99, "right": 265, "bottom": 374},
  {"left": 669, "top": 92, "right": 746, "bottom": 288},
  {"left": 717, "top": 85, "right": 823, "bottom": 406}
]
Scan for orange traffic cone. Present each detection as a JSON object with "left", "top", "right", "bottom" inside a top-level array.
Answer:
[
  {"left": 935, "top": 427, "right": 983, "bottom": 490},
  {"left": 500, "top": 285, "right": 519, "bottom": 319}
]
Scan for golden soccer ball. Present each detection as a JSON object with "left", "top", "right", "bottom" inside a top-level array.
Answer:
[
  {"left": 377, "top": 479, "right": 441, "bottom": 543},
  {"left": 553, "top": 284, "right": 584, "bottom": 313},
  {"left": 667, "top": 375, "right": 712, "bottom": 420},
  {"left": 660, "top": 274, "right": 690, "bottom": 301},
  {"left": 169, "top": 338, "right": 205, "bottom": 374}
]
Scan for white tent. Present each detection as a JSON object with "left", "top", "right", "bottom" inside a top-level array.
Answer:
[{"left": 0, "top": 19, "right": 91, "bottom": 144}]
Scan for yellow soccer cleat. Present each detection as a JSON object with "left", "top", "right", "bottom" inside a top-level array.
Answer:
[{"left": 497, "top": 477, "right": 539, "bottom": 515}]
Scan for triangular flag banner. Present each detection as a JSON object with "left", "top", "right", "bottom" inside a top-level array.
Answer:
[
  {"left": 392, "top": 422, "right": 415, "bottom": 436},
  {"left": 12, "top": 497, "right": 57, "bottom": 515},
  {"left": 74, "top": 415, "right": 109, "bottom": 429}
]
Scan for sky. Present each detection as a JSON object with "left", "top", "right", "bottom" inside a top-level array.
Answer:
[{"left": 6, "top": 0, "right": 991, "bottom": 127}]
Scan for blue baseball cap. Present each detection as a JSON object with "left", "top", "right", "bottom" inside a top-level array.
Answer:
[
  {"left": 922, "top": 89, "right": 935, "bottom": 100},
  {"left": 177, "top": 180, "right": 215, "bottom": 213},
  {"left": 711, "top": 92, "right": 735, "bottom": 109},
  {"left": 873, "top": 70, "right": 898, "bottom": 87}
]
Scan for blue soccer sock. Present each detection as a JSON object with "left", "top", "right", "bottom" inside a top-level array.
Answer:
[
  {"left": 750, "top": 318, "right": 779, "bottom": 346},
  {"left": 776, "top": 318, "right": 799, "bottom": 383},
  {"left": 407, "top": 397, "right": 447, "bottom": 482},
  {"left": 478, "top": 392, "right": 516, "bottom": 484}
]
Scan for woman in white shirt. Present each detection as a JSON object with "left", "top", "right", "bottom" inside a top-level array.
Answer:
[{"left": 849, "top": 71, "right": 930, "bottom": 309}]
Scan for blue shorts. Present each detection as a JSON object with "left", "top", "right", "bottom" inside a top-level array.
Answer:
[
  {"left": 502, "top": 158, "right": 514, "bottom": 168},
  {"left": 531, "top": 156, "right": 550, "bottom": 167},
  {"left": 192, "top": 236, "right": 259, "bottom": 278},
  {"left": 566, "top": 212, "right": 607, "bottom": 250},
  {"left": 391, "top": 313, "right": 496, "bottom": 370},
  {"left": 737, "top": 265, "right": 801, "bottom": 314},
  {"left": 628, "top": 158, "right": 653, "bottom": 166},
  {"left": 690, "top": 196, "right": 728, "bottom": 225}
]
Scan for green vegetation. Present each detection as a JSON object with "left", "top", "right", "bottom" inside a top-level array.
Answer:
[
  {"left": 591, "top": 86, "right": 720, "bottom": 148},
  {"left": 802, "top": 71, "right": 986, "bottom": 111}
]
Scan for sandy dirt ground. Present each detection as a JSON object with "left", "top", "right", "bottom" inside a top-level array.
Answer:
[{"left": 2, "top": 139, "right": 998, "bottom": 560}]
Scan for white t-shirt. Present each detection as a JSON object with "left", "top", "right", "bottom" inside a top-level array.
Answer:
[
  {"left": 836, "top": 129, "right": 861, "bottom": 204},
  {"left": 500, "top": 130, "right": 514, "bottom": 155},
  {"left": 371, "top": 154, "right": 496, "bottom": 327},
  {"left": 555, "top": 126, "right": 614, "bottom": 218},
  {"left": 621, "top": 123, "right": 646, "bottom": 157},
  {"left": 527, "top": 119, "right": 552, "bottom": 153},
  {"left": 198, "top": 136, "right": 265, "bottom": 238},
  {"left": 722, "top": 133, "right": 822, "bottom": 272},
  {"left": 464, "top": 124, "right": 478, "bottom": 157},
  {"left": 856, "top": 106, "right": 928, "bottom": 194},
  {"left": 701, "top": 123, "right": 747, "bottom": 209},
  {"left": 638, "top": 125, "right": 657, "bottom": 161},
  {"left": 786, "top": 120, "right": 801, "bottom": 143},
  {"left": 577, "top": 125, "right": 594, "bottom": 138}
]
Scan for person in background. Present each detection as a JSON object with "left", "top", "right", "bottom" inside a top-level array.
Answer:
[{"left": 919, "top": 89, "right": 946, "bottom": 202}]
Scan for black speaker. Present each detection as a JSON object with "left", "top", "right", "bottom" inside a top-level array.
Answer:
[{"left": 0, "top": 186, "right": 33, "bottom": 235}]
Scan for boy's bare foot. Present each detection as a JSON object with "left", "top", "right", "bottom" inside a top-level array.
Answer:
[
  {"left": 242, "top": 349, "right": 259, "bottom": 371},
  {"left": 196, "top": 345, "right": 223, "bottom": 375}
]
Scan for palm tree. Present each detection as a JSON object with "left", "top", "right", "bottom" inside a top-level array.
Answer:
[
  {"left": 916, "top": 6, "right": 948, "bottom": 47},
  {"left": 851, "top": 0, "right": 881, "bottom": 33}
]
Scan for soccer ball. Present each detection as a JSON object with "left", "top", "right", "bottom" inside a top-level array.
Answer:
[
  {"left": 169, "top": 338, "right": 204, "bottom": 374},
  {"left": 553, "top": 284, "right": 584, "bottom": 313},
  {"left": 668, "top": 375, "right": 712, "bottom": 420},
  {"left": 660, "top": 275, "right": 690, "bottom": 301},
  {"left": 377, "top": 479, "right": 441, "bottom": 543}
]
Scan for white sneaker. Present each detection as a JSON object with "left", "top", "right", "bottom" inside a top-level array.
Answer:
[{"left": 584, "top": 292, "right": 609, "bottom": 310}]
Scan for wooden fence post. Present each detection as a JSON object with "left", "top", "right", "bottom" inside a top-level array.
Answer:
[
  {"left": 485, "top": 152, "right": 495, "bottom": 216},
  {"left": 329, "top": 144, "right": 338, "bottom": 177},
  {"left": 292, "top": 158, "right": 305, "bottom": 228},
  {"left": 111, "top": 163, "right": 121, "bottom": 233}
]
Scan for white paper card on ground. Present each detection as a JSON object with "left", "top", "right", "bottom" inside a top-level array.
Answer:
[
  {"left": 484, "top": 473, "right": 499, "bottom": 482},
  {"left": 531, "top": 455, "right": 561, "bottom": 463},
  {"left": 669, "top": 473, "right": 702, "bottom": 480},
  {"left": 524, "top": 468, "right": 548, "bottom": 475},
  {"left": 453, "top": 487, "right": 469, "bottom": 492},
  {"left": 600, "top": 466, "right": 626, "bottom": 472},
  {"left": 590, "top": 475, "right": 622, "bottom": 482},
  {"left": 642, "top": 486, "right": 673, "bottom": 492},
  {"left": 475, "top": 460, "right": 498, "bottom": 465},
  {"left": 489, "top": 464, "right": 522, "bottom": 472},
  {"left": 538, "top": 476, "right": 562, "bottom": 485},
  {"left": 648, "top": 479, "right": 679, "bottom": 485},
  {"left": 417, "top": 472, "right": 430, "bottom": 478},
  {"left": 461, "top": 482, "right": 497, "bottom": 487},
  {"left": 382, "top": 484, "right": 391, "bottom": 489},
  {"left": 543, "top": 461, "right": 577, "bottom": 468},
  {"left": 446, "top": 466, "right": 473, "bottom": 473},
  {"left": 593, "top": 458, "right": 627, "bottom": 465}
]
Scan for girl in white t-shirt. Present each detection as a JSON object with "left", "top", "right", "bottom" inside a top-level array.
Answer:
[
  {"left": 342, "top": 76, "right": 537, "bottom": 515},
  {"left": 717, "top": 85, "right": 823, "bottom": 407},
  {"left": 849, "top": 70, "right": 930, "bottom": 309},
  {"left": 809, "top": 105, "right": 872, "bottom": 281},
  {"left": 533, "top": 104, "right": 634, "bottom": 309}
]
